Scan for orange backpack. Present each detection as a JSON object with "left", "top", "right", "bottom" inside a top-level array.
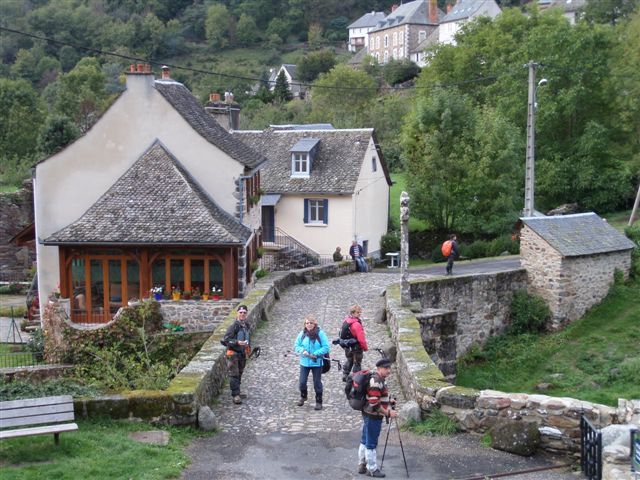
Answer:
[{"left": 441, "top": 240, "right": 453, "bottom": 257}]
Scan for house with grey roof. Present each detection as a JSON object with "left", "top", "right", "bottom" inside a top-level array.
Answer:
[
  {"left": 33, "top": 64, "right": 266, "bottom": 324},
  {"left": 437, "top": 0, "right": 501, "bottom": 45},
  {"left": 367, "top": 0, "right": 443, "bottom": 65},
  {"left": 233, "top": 127, "right": 392, "bottom": 260},
  {"left": 348, "top": 11, "right": 387, "bottom": 52},
  {"left": 520, "top": 213, "right": 636, "bottom": 329},
  {"left": 538, "top": 0, "right": 586, "bottom": 24}
]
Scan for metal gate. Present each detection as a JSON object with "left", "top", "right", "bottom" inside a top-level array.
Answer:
[{"left": 580, "top": 415, "right": 602, "bottom": 480}]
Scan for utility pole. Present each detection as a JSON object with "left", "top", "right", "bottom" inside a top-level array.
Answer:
[
  {"left": 524, "top": 61, "right": 538, "bottom": 217},
  {"left": 630, "top": 182, "right": 640, "bottom": 226}
]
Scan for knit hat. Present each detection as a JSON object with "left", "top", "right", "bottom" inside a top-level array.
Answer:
[{"left": 376, "top": 358, "right": 392, "bottom": 368}]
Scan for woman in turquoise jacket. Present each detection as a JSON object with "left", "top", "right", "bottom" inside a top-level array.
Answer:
[{"left": 294, "top": 314, "right": 330, "bottom": 410}]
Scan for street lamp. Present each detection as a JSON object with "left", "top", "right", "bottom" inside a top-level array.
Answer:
[{"left": 523, "top": 62, "right": 547, "bottom": 217}]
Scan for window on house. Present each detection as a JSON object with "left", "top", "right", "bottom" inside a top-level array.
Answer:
[
  {"left": 393, "top": 32, "right": 397, "bottom": 46},
  {"left": 419, "top": 31, "right": 427, "bottom": 42},
  {"left": 384, "top": 35, "right": 388, "bottom": 47},
  {"left": 384, "top": 51, "right": 388, "bottom": 63},
  {"left": 292, "top": 152, "right": 309, "bottom": 176},
  {"left": 399, "top": 33, "right": 404, "bottom": 45},
  {"left": 393, "top": 48, "right": 397, "bottom": 59},
  {"left": 376, "top": 37, "right": 380, "bottom": 49},
  {"left": 304, "top": 199, "right": 328, "bottom": 225}
]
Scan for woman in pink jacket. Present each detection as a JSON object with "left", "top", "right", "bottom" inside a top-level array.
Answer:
[{"left": 340, "top": 305, "right": 369, "bottom": 381}]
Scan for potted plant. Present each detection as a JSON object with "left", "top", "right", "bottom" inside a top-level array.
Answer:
[
  {"left": 191, "top": 287, "right": 201, "bottom": 300},
  {"left": 171, "top": 286, "right": 181, "bottom": 301},
  {"left": 202, "top": 289, "right": 210, "bottom": 301},
  {"left": 211, "top": 286, "right": 221, "bottom": 301},
  {"left": 150, "top": 285, "right": 164, "bottom": 301}
]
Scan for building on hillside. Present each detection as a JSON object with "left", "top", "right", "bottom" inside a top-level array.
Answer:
[
  {"left": 33, "top": 65, "right": 266, "bottom": 324},
  {"left": 367, "top": 0, "right": 443, "bottom": 65},
  {"left": 410, "top": 28, "right": 440, "bottom": 67},
  {"left": 233, "top": 126, "right": 391, "bottom": 262},
  {"left": 267, "top": 64, "right": 307, "bottom": 99},
  {"left": 437, "top": 0, "right": 502, "bottom": 45},
  {"left": 538, "top": 0, "right": 586, "bottom": 24},
  {"left": 348, "top": 11, "right": 387, "bottom": 52},
  {"left": 520, "top": 212, "right": 635, "bottom": 330}
]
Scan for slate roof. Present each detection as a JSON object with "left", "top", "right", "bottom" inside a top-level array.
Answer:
[
  {"left": 442, "top": 0, "right": 495, "bottom": 22},
  {"left": 521, "top": 213, "right": 636, "bottom": 257},
  {"left": 44, "top": 141, "right": 251, "bottom": 246},
  {"left": 348, "top": 11, "right": 387, "bottom": 29},
  {"left": 371, "top": 0, "right": 443, "bottom": 32},
  {"left": 232, "top": 128, "right": 391, "bottom": 195},
  {"left": 411, "top": 26, "right": 441, "bottom": 54},
  {"left": 347, "top": 46, "right": 370, "bottom": 65},
  {"left": 154, "top": 79, "right": 266, "bottom": 170}
]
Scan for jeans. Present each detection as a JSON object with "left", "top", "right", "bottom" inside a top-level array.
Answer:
[
  {"left": 361, "top": 414, "right": 383, "bottom": 450},
  {"left": 299, "top": 365, "right": 323, "bottom": 395},
  {"left": 355, "top": 257, "right": 367, "bottom": 272}
]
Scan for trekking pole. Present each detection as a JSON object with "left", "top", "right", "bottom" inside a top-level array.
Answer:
[
  {"left": 394, "top": 417, "right": 410, "bottom": 477},
  {"left": 380, "top": 416, "right": 392, "bottom": 469}
]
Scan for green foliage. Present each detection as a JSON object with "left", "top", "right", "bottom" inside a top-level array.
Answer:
[
  {"left": 205, "top": 3, "right": 231, "bottom": 48},
  {"left": 0, "top": 78, "right": 45, "bottom": 159},
  {"left": 26, "top": 328, "right": 45, "bottom": 361},
  {"left": 38, "top": 114, "right": 80, "bottom": 155},
  {"left": 236, "top": 14, "right": 259, "bottom": 46},
  {"left": 297, "top": 49, "right": 336, "bottom": 82},
  {"left": 273, "top": 69, "right": 293, "bottom": 103},
  {"left": 255, "top": 268, "right": 268, "bottom": 279},
  {"left": 380, "top": 231, "right": 401, "bottom": 257},
  {"left": 625, "top": 223, "right": 640, "bottom": 278},
  {"left": 0, "top": 377, "right": 100, "bottom": 401},
  {"left": 403, "top": 409, "right": 459, "bottom": 436},
  {"left": 486, "top": 235, "right": 520, "bottom": 257},
  {"left": 509, "top": 290, "right": 550, "bottom": 334},
  {"left": 582, "top": 0, "right": 640, "bottom": 25},
  {"left": 382, "top": 58, "right": 420, "bottom": 86}
]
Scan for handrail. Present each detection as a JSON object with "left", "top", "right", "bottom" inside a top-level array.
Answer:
[{"left": 274, "top": 227, "right": 320, "bottom": 257}]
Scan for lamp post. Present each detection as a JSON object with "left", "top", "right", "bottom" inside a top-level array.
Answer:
[{"left": 524, "top": 61, "right": 547, "bottom": 217}]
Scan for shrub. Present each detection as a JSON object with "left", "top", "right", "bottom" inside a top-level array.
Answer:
[
  {"left": 255, "top": 268, "right": 268, "bottom": 279},
  {"left": 624, "top": 223, "right": 640, "bottom": 279},
  {"left": 26, "top": 328, "right": 45, "bottom": 361},
  {"left": 0, "top": 376, "right": 100, "bottom": 401},
  {"left": 486, "top": 236, "right": 520, "bottom": 257},
  {"left": 380, "top": 231, "right": 400, "bottom": 257},
  {"left": 460, "top": 239, "right": 489, "bottom": 260},
  {"left": 403, "top": 409, "right": 459, "bottom": 436},
  {"left": 509, "top": 290, "right": 550, "bottom": 334}
]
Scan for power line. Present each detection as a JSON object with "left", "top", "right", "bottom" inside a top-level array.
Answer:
[{"left": 0, "top": 25, "right": 520, "bottom": 93}]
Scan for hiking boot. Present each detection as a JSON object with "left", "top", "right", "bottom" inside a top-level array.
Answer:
[
  {"left": 358, "top": 463, "right": 367, "bottom": 474},
  {"left": 239, "top": 392, "right": 248, "bottom": 399},
  {"left": 342, "top": 374, "right": 348, "bottom": 382},
  {"left": 367, "top": 469, "right": 385, "bottom": 478},
  {"left": 232, "top": 395, "right": 242, "bottom": 404},
  {"left": 297, "top": 397, "right": 306, "bottom": 406},
  {"left": 314, "top": 402, "right": 323, "bottom": 411}
]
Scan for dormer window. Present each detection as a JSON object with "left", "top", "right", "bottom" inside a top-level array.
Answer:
[{"left": 290, "top": 138, "right": 320, "bottom": 178}]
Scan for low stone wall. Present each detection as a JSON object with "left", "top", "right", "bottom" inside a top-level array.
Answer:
[
  {"left": 386, "top": 279, "right": 639, "bottom": 457},
  {"left": 159, "top": 300, "right": 235, "bottom": 331},
  {"left": 69, "top": 261, "right": 356, "bottom": 424}
]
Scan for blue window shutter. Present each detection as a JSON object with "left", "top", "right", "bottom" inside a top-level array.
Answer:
[
  {"left": 322, "top": 199, "right": 328, "bottom": 224},
  {"left": 303, "top": 199, "right": 309, "bottom": 224}
]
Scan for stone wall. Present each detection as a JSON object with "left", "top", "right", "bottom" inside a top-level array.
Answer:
[
  {"left": 159, "top": 300, "right": 235, "bottom": 331},
  {"left": 520, "top": 226, "right": 632, "bottom": 329},
  {"left": 411, "top": 270, "right": 528, "bottom": 357},
  {"left": 0, "top": 182, "right": 35, "bottom": 281}
]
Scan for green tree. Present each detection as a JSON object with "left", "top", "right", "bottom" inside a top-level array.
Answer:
[
  {"left": 382, "top": 58, "right": 420, "bottom": 86},
  {"left": 273, "top": 69, "right": 292, "bottom": 103},
  {"left": 297, "top": 49, "right": 336, "bottom": 82},
  {"left": 266, "top": 17, "right": 291, "bottom": 42},
  {"left": 310, "top": 64, "right": 377, "bottom": 127},
  {"left": 365, "top": 92, "right": 412, "bottom": 172},
  {"left": 307, "top": 23, "right": 324, "bottom": 47},
  {"left": 205, "top": 3, "right": 231, "bottom": 48},
  {"left": 0, "top": 78, "right": 44, "bottom": 159},
  {"left": 582, "top": 0, "right": 640, "bottom": 25},
  {"left": 38, "top": 115, "right": 80, "bottom": 156},
  {"left": 236, "top": 13, "right": 258, "bottom": 45}
]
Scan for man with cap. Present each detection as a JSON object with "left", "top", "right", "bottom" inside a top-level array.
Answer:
[
  {"left": 358, "top": 357, "right": 397, "bottom": 477},
  {"left": 221, "top": 305, "right": 251, "bottom": 404}
]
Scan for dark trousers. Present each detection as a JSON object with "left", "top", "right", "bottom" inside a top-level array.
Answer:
[
  {"left": 299, "top": 365, "right": 323, "bottom": 397},
  {"left": 446, "top": 255, "right": 455, "bottom": 273},
  {"left": 343, "top": 349, "right": 364, "bottom": 376},
  {"left": 227, "top": 353, "right": 246, "bottom": 396}
]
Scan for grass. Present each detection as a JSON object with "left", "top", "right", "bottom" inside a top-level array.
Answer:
[
  {"left": 0, "top": 418, "right": 213, "bottom": 479},
  {"left": 456, "top": 278, "right": 640, "bottom": 406},
  {"left": 389, "top": 172, "right": 429, "bottom": 232},
  {"left": 601, "top": 209, "right": 636, "bottom": 233},
  {"left": 0, "top": 343, "right": 39, "bottom": 369},
  {"left": 0, "top": 305, "right": 27, "bottom": 317},
  {"left": 403, "top": 410, "right": 459, "bottom": 436}
]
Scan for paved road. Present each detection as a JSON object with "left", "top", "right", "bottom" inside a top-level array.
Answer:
[{"left": 182, "top": 263, "right": 577, "bottom": 480}]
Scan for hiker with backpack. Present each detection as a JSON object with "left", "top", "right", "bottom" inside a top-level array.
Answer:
[
  {"left": 339, "top": 305, "right": 369, "bottom": 382},
  {"left": 294, "top": 314, "right": 330, "bottom": 411},
  {"left": 357, "top": 357, "right": 397, "bottom": 478},
  {"left": 221, "top": 305, "right": 251, "bottom": 405},
  {"left": 443, "top": 234, "right": 459, "bottom": 275}
]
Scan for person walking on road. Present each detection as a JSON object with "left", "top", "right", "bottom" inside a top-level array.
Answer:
[
  {"left": 445, "top": 234, "right": 459, "bottom": 276},
  {"left": 349, "top": 240, "right": 367, "bottom": 272},
  {"left": 294, "top": 314, "right": 330, "bottom": 411},
  {"left": 341, "top": 305, "right": 369, "bottom": 382},
  {"left": 359, "top": 358, "right": 397, "bottom": 477},
  {"left": 221, "top": 305, "right": 251, "bottom": 404}
]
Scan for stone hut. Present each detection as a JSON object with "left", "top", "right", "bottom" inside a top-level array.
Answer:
[{"left": 520, "top": 212, "right": 635, "bottom": 329}]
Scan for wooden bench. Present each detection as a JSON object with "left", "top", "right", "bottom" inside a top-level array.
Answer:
[{"left": 0, "top": 395, "right": 78, "bottom": 444}]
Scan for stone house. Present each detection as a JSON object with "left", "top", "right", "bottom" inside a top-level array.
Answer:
[
  {"left": 437, "top": 0, "right": 502, "bottom": 45},
  {"left": 232, "top": 126, "right": 391, "bottom": 258},
  {"left": 367, "top": 0, "right": 443, "bottom": 65},
  {"left": 348, "top": 11, "right": 386, "bottom": 52},
  {"left": 33, "top": 64, "right": 266, "bottom": 324},
  {"left": 520, "top": 213, "right": 635, "bottom": 329}
]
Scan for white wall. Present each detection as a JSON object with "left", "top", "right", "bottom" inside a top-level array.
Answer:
[{"left": 34, "top": 73, "right": 247, "bottom": 304}]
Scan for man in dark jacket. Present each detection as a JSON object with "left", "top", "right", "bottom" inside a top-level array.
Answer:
[
  {"left": 349, "top": 240, "right": 367, "bottom": 272},
  {"left": 221, "top": 305, "right": 251, "bottom": 404},
  {"left": 358, "top": 358, "right": 397, "bottom": 478},
  {"left": 445, "top": 234, "right": 459, "bottom": 275}
]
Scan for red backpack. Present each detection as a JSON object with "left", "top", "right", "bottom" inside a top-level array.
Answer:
[{"left": 441, "top": 240, "right": 453, "bottom": 257}]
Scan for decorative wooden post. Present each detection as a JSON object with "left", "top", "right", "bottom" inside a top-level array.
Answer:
[{"left": 400, "top": 191, "right": 410, "bottom": 306}]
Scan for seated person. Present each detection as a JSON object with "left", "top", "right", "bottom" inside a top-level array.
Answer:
[{"left": 333, "top": 246, "right": 343, "bottom": 262}]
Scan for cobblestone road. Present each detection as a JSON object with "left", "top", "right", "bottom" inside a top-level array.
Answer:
[{"left": 211, "top": 271, "right": 412, "bottom": 435}]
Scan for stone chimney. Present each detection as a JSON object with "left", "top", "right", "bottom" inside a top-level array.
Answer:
[
  {"left": 129, "top": 63, "right": 153, "bottom": 75},
  {"left": 429, "top": 0, "right": 438, "bottom": 24},
  {"left": 205, "top": 92, "right": 240, "bottom": 131}
]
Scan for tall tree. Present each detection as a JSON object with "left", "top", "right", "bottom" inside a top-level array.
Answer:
[
  {"left": 0, "top": 78, "right": 44, "bottom": 159},
  {"left": 297, "top": 49, "right": 336, "bottom": 82},
  {"left": 273, "top": 69, "right": 292, "bottom": 103},
  {"left": 205, "top": 3, "right": 231, "bottom": 48}
]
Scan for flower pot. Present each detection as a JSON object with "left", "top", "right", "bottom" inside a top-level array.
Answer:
[
  {"left": 212, "top": 294, "right": 220, "bottom": 301},
  {"left": 202, "top": 294, "right": 209, "bottom": 301},
  {"left": 154, "top": 293, "right": 163, "bottom": 301},
  {"left": 172, "top": 293, "right": 180, "bottom": 301}
]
